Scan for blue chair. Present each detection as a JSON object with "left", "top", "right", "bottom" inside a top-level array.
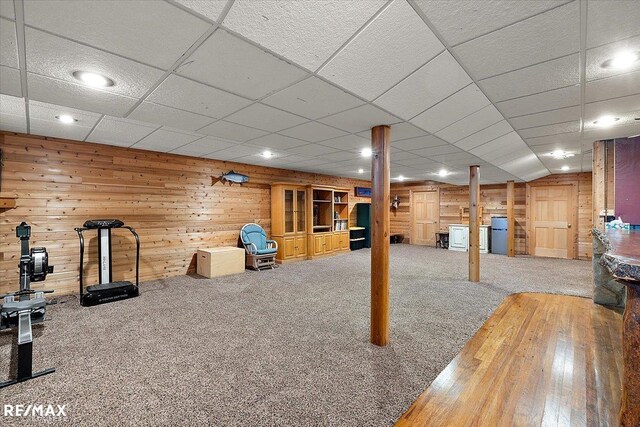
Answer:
[{"left": 240, "top": 223, "right": 278, "bottom": 270}]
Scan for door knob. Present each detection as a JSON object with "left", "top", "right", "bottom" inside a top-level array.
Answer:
[{"left": 568, "top": 224, "right": 572, "bottom": 228}]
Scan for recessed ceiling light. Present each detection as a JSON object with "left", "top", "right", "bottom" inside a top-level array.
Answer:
[
  {"left": 361, "top": 147, "right": 372, "bottom": 157},
  {"left": 601, "top": 51, "right": 639, "bottom": 70},
  {"left": 72, "top": 71, "right": 115, "bottom": 88},
  {"left": 358, "top": 168, "right": 364, "bottom": 174},
  {"left": 397, "top": 175, "right": 406, "bottom": 181},
  {"left": 438, "top": 168, "right": 448, "bottom": 177},
  {"left": 549, "top": 150, "right": 575, "bottom": 159},
  {"left": 261, "top": 150, "right": 273, "bottom": 158},
  {"left": 561, "top": 165, "right": 570, "bottom": 171},
  {"left": 56, "top": 114, "right": 76, "bottom": 124},
  {"left": 593, "top": 115, "right": 620, "bottom": 128}
]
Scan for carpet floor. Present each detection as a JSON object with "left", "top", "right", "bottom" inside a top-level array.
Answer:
[{"left": 0, "top": 245, "right": 592, "bottom": 426}]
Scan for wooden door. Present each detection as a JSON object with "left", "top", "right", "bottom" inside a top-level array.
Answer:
[
  {"left": 340, "top": 232, "right": 350, "bottom": 250},
  {"left": 411, "top": 191, "right": 439, "bottom": 245},
  {"left": 332, "top": 233, "right": 341, "bottom": 252},
  {"left": 295, "top": 236, "right": 307, "bottom": 258},
  {"left": 530, "top": 185, "right": 575, "bottom": 259},
  {"left": 450, "top": 226, "right": 468, "bottom": 250},
  {"left": 283, "top": 237, "right": 295, "bottom": 258},
  {"left": 313, "top": 235, "right": 324, "bottom": 256},
  {"left": 324, "top": 234, "right": 333, "bottom": 253}
]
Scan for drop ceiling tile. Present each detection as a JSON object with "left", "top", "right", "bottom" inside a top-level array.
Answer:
[
  {"left": 410, "top": 144, "right": 461, "bottom": 158},
  {"left": 224, "top": 103, "right": 308, "bottom": 132},
  {"left": 197, "top": 119, "right": 269, "bottom": 142},
  {"left": 517, "top": 121, "right": 580, "bottom": 139},
  {"left": 586, "top": 35, "right": 640, "bottom": 81},
  {"left": 453, "top": 2, "right": 578, "bottom": 79},
  {"left": 285, "top": 143, "right": 340, "bottom": 156},
  {"left": 86, "top": 116, "right": 159, "bottom": 147},
  {"left": 414, "top": 0, "right": 570, "bottom": 46},
  {"left": 319, "top": 134, "right": 370, "bottom": 151},
  {"left": 495, "top": 85, "right": 580, "bottom": 117},
  {"left": 499, "top": 152, "right": 548, "bottom": 178},
  {"left": 318, "top": 104, "right": 399, "bottom": 133},
  {"left": 392, "top": 134, "right": 449, "bottom": 151},
  {"left": 393, "top": 156, "right": 433, "bottom": 167},
  {"left": 375, "top": 51, "right": 472, "bottom": 120},
  {"left": 491, "top": 144, "right": 536, "bottom": 166},
  {"left": 25, "top": 27, "right": 164, "bottom": 98},
  {"left": 0, "top": 94, "right": 26, "bottom": 133},
  {"left": 470, "top": 131, "right": 525, "bottom": 158},
  {"left": 132, "top": 128, "right": 203, "bottom": 152},
  {"left": 244, "top": 133, "right": 308, "bottom": 150},
  {"left": 0, "top": 66, "right": 22, "bottom": 97},
  {"left": 28, "top": 100, "right": 102, "bottom": 141},
  {"left": 585, "top": 70, "right": 640, "bottom": 103},
  {"left": 27, "top": 73, "right": 138, "bottom": 117},
  {"left": 410, "top": 84, "right": 491, "bottom": 133},
  {"left": 583, "top": 120, "right": 640, "bottom": 142},
  {"left": 510, "top": 106, "right": 581, "bottom": 130},
  {"left": 586, "top": 0, "right": 640, "bottom": 48},
  {"left": 0, "top": 18, "right": 18, "bottom": 68},
  {"left": 147, "top": 74, "right": 251, "bottom": 119},
  {"left": 436, "top": 104, "right": 505, "bottom": 143},
  {"left": 356, "top": 122, "right": 428, "bottom": 141},
  {"left": 479, "top": 54, "right": 579, "bottom": 102},
  {"left": 584, "top": 93, "right": 640, "bottom": 120},
  {"left": 223, "top": 0, "right": 386, "bottom": 71},
  {"left": 454, "top": 120, "right": 514, "bottom": 151},
  {"left": 524, "top": 132, "right": 581, "bottom": 147},
  {"left": 23, "top": 0, "right": 211, "bottom": 69},
  {"left": 0, "top": 1, "right": 14, "bottom": 19},
  {"left": 312, "top": 150, "right": 359, "bottom": 163},
  {"left": 391, "top": 149, "right": 421, "bottom": 161},
  {"left": 128, "top": 101, "right": 215, "bottom": 131},
  {"left": 170, "top": 136, "right": 236, "bottom": 156},
  {"left": 529, "top": 141, "right": 582, "bottom": 156},
  {"left": 173, "top": 0, "right": 227, "bottom": 22},
  {"left": 177, "top": 29, "right": 308, "bottom": 100},
  {"left": 203, "top": 144, "right": 260, "bottom": 160},
  {"left": 318, "top": 0, "right": 444, "bottom": 100},
  {"left": 278, "top": 121, "right": 347, "bottom": 143},
  {"left": 262, "top": 77, "right": 364, "bottom": 120}
]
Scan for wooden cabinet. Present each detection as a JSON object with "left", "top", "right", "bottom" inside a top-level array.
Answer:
[
  {"left": 272, "top": 184, "right": 307, "bottom": 262},
  {"left": 448, "top": 224, "right": 490, "bottom": 253},
  {"left": 272, "top": 183, "right": 351, "bottom": 262}
]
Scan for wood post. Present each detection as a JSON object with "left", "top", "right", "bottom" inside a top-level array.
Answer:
[
  {"left": 507, "top": 180, "right": 515, "bottom": 257},
  {"left": 371, "top": 125, "right": 390, "bottom": 346},
  {"left": 469, "top": 165, "right": 480, "bottom": 282}
]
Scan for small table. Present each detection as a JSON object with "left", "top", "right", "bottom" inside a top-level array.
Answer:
[
  {"left": 435, "top": 232, "right": 449, "bottom": 249},
  {"left": 197, "top": 247, "right": 245, "bottom": 278}
]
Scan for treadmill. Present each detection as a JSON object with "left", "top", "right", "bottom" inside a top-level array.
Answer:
[{"left": 74, "top": 219, "right": 140, "bottom": 307}]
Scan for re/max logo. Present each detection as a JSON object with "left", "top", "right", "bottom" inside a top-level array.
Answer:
[{"left": 3, "top": 404, "right": 67, "bottom": 417}]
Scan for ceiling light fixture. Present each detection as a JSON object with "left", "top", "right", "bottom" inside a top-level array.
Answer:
[
  {"left": 593, "top": 115, "right": 620, "bottom": 128},
  {"left": 397, "top": 175, "right": 406, "bottom": 181},
  {"left": 261, "top": 150, "right": 273, "bottom": 158},
  {"left": 361, "top": 147, "right": 372, "bottom": 157},
  {"left": 561, "top": 165, "right": 570, "bottom": 171},
  {"left": 601, "top": 51, "right": 639, "bottom": 70},
  {"left": 549, "top": 150, "right": 575, "bottom": 160},
  {"left": 56, "top": 114, "right": 76, "bottom": 124},
  {"left": 438, "top": 168, "right": 448, "bottom": 177},
  {"left": 72, "top": 71, "right": 115, "bottom": 88},
  {"left": 358, "top": 168, "right": 364, "bottom": 174}
]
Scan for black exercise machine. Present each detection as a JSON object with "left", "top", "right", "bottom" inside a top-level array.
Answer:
[
  {"left": 1, "top": 222, "right": 55, "bottom": 388},
  {"left": 74, "top": 219, "right": 140, "bottom": 307}
]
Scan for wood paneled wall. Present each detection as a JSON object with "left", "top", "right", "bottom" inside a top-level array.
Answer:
[
  {"left": 0, "top": 133, "right": 371, "bottom": 296},
  {"left": 391, "top": 172, "right": 593, "bottom": 259}
]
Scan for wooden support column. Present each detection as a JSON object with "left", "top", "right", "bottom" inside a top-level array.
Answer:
[
  {"left": 371, "top": 125, "right": 390, "bottom": 346},
  {"left": 506, "top": 180, "right": 515, "bottom": 257},
  {"left": 469, "top": 165, "right": 480, "bottom": 282}
]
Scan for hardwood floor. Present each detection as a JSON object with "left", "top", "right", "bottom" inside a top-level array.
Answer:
[{"left": 396, "top": 293, "right": 623, "bottom": 427}]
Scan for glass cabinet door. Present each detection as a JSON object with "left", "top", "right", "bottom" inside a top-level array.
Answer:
[
  {"left": 284, "top": 189, "right": 294, "bottom": 233},
  {"left": 296, "top": 189, "right": 306, "bottom": 233}
]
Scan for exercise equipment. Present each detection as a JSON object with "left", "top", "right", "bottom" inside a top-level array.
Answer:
[
  {"left": 1, "top": 222, "right": 55, "bottom": 388},
  {"left": 74, "top": 219, "right": 140, "bottom": 307}
]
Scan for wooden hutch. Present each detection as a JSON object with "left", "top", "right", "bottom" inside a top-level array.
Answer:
[{"left": 271, "top": 183, "right": 350, "bottom": 262}]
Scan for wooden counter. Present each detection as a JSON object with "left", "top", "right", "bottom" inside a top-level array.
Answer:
[{"left": 601, "top": 228, "right": 640, "bottom": 427}]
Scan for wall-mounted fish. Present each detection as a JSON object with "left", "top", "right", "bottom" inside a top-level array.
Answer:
[{"left": 213, "top": 170, "right": 249, "bottom": 186}]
